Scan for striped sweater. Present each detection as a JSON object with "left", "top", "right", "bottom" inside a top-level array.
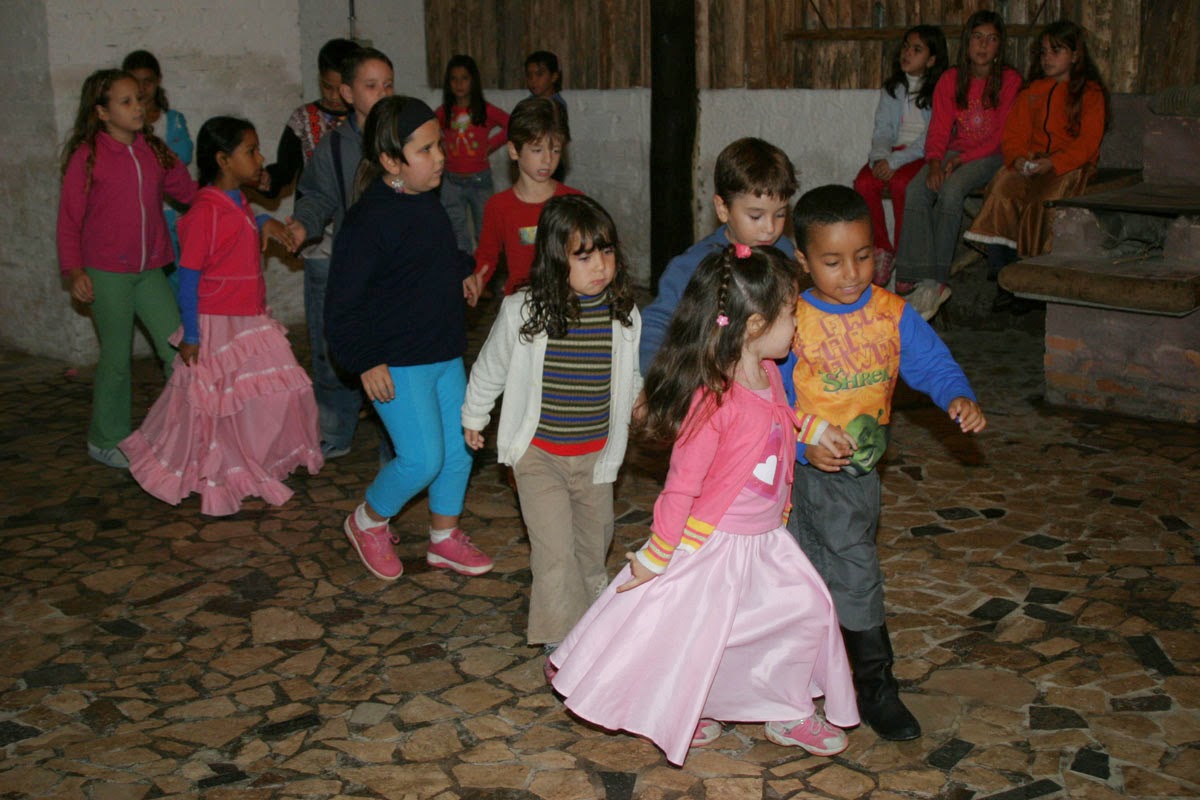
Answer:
[{"left": 532, "top": 293, "right": 612, "bottom": 455}]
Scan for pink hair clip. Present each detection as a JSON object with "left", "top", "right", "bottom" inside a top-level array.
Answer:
[
  {"left": 716, "top": 314, "right": 730, "bottom": 327},
  {"left": 733, "top": 243, "right": 752, "bottom": 259}
]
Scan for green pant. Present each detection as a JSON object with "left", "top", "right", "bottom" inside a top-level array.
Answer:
[{"left": 87, "top": 268, "right": 180, "bottom": 448}]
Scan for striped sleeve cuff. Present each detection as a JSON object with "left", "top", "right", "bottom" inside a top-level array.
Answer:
[
  {"left": 796, "top": 413, "right": 830, "bottom": 446},
  {"left": 635, "top": 532, "right": 675, "bottom": 574}
]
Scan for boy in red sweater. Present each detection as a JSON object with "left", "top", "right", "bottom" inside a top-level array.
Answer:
[{"left": 464, "top": 97, "right": 581, "bottom": 303}]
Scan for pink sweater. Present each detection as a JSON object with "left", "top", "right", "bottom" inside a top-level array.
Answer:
[
  {"left": 636, "top": 363, "right": 829, "bottom": 574},
  {"left": 57, "top": 131, "right": 197, "bottom": 275},
  {"left": 925, "top": 67, "right": 1022, "bottom": 164}
]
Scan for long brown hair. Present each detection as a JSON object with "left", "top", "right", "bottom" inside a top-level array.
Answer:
[
  {"left": 955, "top": 10, "right": 1011, "bottom": 109},
  {"left": 1028, "top": 20, "right": 1111, "bottom": 135},
  {"left": 639, "top": 244, "right": 797, "bottom": 444},
  {"left": 61, "top": 69, "right": 177, "bottom": 190}
]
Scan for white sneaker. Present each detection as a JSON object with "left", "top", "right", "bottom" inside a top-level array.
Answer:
[
  {"left": 907, "top": 281, "right": 952, "bottom": 321},
  {"left": 88, "top": 443, "right": 129, "bottom": 469}
]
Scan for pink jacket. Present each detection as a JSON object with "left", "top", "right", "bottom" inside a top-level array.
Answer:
[
  {"left": 925, "top": 67, "right": 1022, "bottom": 164},
  {"left": 57, "top": 131, "right": 198, "bottom": 275},
  {"left": 636, "top": 362, "right": 829, "bottom": 574}
]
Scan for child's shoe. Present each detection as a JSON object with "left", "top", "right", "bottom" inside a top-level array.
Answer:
[
  {"left": 344, "top": 511, "right": 403, "bottom": 580},
  {"left": 764, "top": 716, "right": 848, "bottom": 756},
  {"left": 691, "top": 718, "right": 723, "bottom": 747},
  {"left": 542, "top": 643, "right": 559, "bottom": 683},
  {"left": 89, "top": 442, "right": 129, "bottom": 469},
  {"left": 426, "top": 529, "right": 494, "bottom": 576},
  {"left": 872, "top": 248, "right": 895, "bottom": 287},
  {"left": 893, "top": 279, "right": 917, "bottom": 295}
]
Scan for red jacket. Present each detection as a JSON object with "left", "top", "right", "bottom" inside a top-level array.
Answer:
[
  {"left": 178, "top": 187, "right": 267, "bottom": 316},
  {"left": 57, "top": 131, "right": 197, "bottom": 275},
  {"left": 1002, "top": 77, "right": 1106, "bottom": 175}
]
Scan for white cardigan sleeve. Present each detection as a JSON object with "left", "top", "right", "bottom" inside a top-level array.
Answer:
[{"left": 461, "top": 294, "right": 525, "bottom": 432}]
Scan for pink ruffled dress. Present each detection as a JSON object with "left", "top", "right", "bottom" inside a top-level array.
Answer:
[
  {"left": 549, "top": 380, "right": 858, "bottom": 765},
  {"left": 122, "top": 187, "right": 322, "bottom": 516}
]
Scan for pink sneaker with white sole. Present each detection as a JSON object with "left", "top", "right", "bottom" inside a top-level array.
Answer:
[
  {"left": 426, "top": 529, "right": 494, "bottom": 576},
  {"left": 765, "top": 715, "right": 848, "bottom": 756},
  {"left": 344, "top": 513, "right": 403, "bottom": 581}
]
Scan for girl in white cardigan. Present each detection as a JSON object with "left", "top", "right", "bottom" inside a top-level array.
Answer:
[{"left": 462, "top": 195, "right": 641, "bottom": 664}]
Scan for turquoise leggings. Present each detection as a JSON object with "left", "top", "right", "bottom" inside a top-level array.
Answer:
[{"left": 365, "top": 358, "right": 473, "bottom": 519}]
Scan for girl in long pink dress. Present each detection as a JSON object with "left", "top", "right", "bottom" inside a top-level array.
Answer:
[
  {"left": 121, "top": 117, "right": 322, "bottom": 516},
  {"left": 549, "top": 244, "right": 860, "bottom": 765}
]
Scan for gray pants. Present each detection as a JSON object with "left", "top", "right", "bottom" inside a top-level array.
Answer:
[
  {"left": 786, "top": 465, "right": 884, "bottom": 631},
  {"left": 895, "top": 153, "right": 1003, "bottom": 284},
  {"left": 514, "top": 447, "right": 614, "bottom": 644}
]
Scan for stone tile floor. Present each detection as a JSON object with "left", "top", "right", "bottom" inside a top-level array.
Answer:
[{"left": 1, "top": 297, "right": 1197, "bottom": 800}]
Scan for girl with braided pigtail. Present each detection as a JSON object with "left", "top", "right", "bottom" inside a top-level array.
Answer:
[{"left": 547, "top": 243, "right": 860, "bottom": 765}]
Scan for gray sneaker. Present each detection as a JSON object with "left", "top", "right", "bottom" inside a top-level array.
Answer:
[
  {"left": 88, "top": 443, "right": 130, "bottom": 469},
  {"left": 907, "top": 280, "right": 952, "bottom": 321}
]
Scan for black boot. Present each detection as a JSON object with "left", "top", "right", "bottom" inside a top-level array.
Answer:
[{"left": 841, "top": 624, "right": 922, "bottom": 741}]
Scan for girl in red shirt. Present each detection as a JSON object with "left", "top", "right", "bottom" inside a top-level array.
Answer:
[
  {"left": 121, "top": 117, "right": 322, "bottom": 516},
  {"left": 436, "top": 55, "right": 510, "bottom": 252}
]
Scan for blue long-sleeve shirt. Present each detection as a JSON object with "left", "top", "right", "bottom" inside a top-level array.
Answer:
[{"left": 639, "top": 226, "right": 796, "bottom": 372}]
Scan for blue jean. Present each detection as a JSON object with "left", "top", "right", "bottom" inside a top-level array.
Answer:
[
  {"left": 304, "top": 256, "right": 361, "bottom": 449},
  {"left": 895, "top": 153, "right": 1003, "bottom": 284},
  {"left": 365, "top": 359, "right": 473, "bottom": 519},
  {"left": 440, "top": 171, "right": 493, "bottom": 253}
]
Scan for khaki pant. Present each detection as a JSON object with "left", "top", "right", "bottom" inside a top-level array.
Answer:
[
  {"left": 514, "top": 446, "right": 614, "bottom": 644},
  {"left": 968, "top": 163, "right": 1093, "bottom": 257}
]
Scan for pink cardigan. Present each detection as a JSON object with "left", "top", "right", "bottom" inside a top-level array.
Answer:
[
  {"left": 925, "top": 67, "right": 1022, "bottom": 165},
  {"left": 637, "top": 362, "right": 829, "bottom": 574},
  {"left": 57, "top": 131, "right": 197, "bottom": 275}
]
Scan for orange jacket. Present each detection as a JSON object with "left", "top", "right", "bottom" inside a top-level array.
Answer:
[{"left": 1001, "top": 77, "right": 1106, "bottom": 175}]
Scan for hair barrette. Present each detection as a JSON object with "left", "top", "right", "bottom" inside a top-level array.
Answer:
[
  {"left": 716, "top": 314, "right": 730, "bottom": 327},
  {"left": 733, "top": 243, "right": 752, "bottom": 259}
]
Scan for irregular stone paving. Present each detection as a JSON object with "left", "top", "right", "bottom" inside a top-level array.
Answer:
[{"left": 1, "top": 297, "right": 1197, "bottom": 800}]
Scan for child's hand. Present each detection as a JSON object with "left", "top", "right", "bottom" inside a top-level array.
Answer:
[
  {"left": 616, "top": 553, "right": 657, "bottom": 593},
  {"left": 871, "top": 159, "right": 894, "bottom": 181},
  {"left": 464, "top": 429, "right": 485, "bottom": 450},
  {"left": 284, "top": 217, "right": 307, "bottom": 253},
  {"left": 463, "top": 273, "right": 482, "bottom": 307},
  {"left": 177, "top": 342, "right": 200, "bottom": 366},
  {"left": 805, "top": 441, "right": 852, "bottom": 473},
  {"left": 361, "top": 364, "right": 395, "bottom": 403},
  {"left": 925, "top": 159, "right": 945, "bottom": 192},
  {"left": 943, "top": 155, "right": 961, "bottom": 176},
  {"left": 948, "top": 397, "right": 987, "bottom": 433},
  {"left": 260, "top": 219, "right": 295, "bottom": 252},
  {"left": 1027, "top": 157, "right": 1053, "bottom": 176},
  {"left": 67, "top": 269, "right": 93, "bottom": 303},
  {"left": 257, "top": 169, "right": 272, "bottom": 193},
  {"left": 817, "top": 425, "right": 858, "bottom": 459}
]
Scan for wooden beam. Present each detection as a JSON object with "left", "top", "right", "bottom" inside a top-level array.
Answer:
[{"left": 785, "top": 24, "right": 1044, "bottom": 41}]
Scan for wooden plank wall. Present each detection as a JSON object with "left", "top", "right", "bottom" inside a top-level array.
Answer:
[
  {"left": 424, "top": 1, "right": 1197, "bottom": 94},
  {"left": 423, "top": 0, "right": 650, "bottom": 90}
]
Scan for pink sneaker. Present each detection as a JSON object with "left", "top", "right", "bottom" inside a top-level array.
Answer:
[
  {"left": 764, "top": 716, "right": 848, "bottom": 756},
  {"left": 691, "top": 718, "right": 722, "bottom": 747},
  {"left": 344, "top": 512, "right": 403, "bottom": 580},
  {"left": 426, "top": 529, "right": 494, "bottom": 576}
]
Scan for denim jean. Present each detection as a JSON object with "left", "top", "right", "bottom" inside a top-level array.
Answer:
[
  {"left": 304, "top": 257, "right": 362, "bottom": 450},
  {"left": 440, "top": 171, "right": 493, "bottom": 253},
  {"left": 894, "top": 153, "right": 1003, "bottom": 284}
]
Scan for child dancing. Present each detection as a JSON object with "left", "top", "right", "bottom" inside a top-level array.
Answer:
[
  {"left": 56, "top": 69, "right": 197, "bottom": 468},
  {"left": 463, "top": 194, "right": 641, "bottom": 658},
  {"left": 327, "top": 96, "right": 493, "bottom": 581},
  {"left": 549, "top": 244, "right": 860, "bottom": 765},
  {"left": 121, "top": 117, "right": 321, "bottom": 516}
]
